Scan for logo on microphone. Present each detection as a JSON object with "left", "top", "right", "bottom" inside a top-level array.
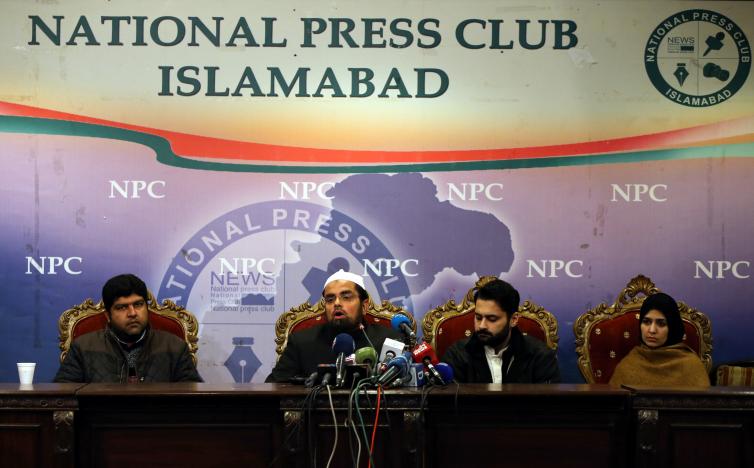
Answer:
[{"left": 644, "top": 9, "right": 750, "bottom": 107}]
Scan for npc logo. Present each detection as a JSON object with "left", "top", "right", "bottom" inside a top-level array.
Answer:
[{"left": 645, "top": 9, "right": 750, "bottom": 107}]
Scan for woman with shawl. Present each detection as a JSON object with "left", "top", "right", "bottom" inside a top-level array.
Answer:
[{"left": 609, "top": 292, "right": 710, "bottom": 387}]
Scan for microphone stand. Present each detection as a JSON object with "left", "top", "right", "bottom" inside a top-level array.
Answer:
[{"left": 335, "top": 353, "right": 346, "bottom": 388}]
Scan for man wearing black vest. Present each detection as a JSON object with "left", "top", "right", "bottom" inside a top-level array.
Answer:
[{"left": 442, "top": 279, "right": 560, "bottom": 383}]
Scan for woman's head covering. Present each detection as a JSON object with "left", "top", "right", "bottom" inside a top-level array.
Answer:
[{"left": 639, "top": 292, "right": 684, "bottom": 346}]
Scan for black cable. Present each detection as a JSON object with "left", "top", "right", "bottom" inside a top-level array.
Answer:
[
  {"left": 418, "top": 383, "right": 433, "bottom": 464},
  {"left": 452, "top": 380, "right": 461, "bottom": 420},
  {"left": 354, "top": 380, "right": 377, "bottom": 468},
  {"left": 267, "top": 384, "right": 317, "bottom": 468},
  {"left": 379, "top": 385, "right": 393, "bottom": 429},
  {"left": 347, "top": 372, "right": 361, "bottom": 468},
  {"left": 308, "top": 385, "right": 319, "bottom": 468},
  {"left": 309, "top": 384, "right": 325, "bottom": 468}
]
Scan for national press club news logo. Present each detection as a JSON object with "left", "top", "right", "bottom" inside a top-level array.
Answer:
[
  {"left": 158, "top": 201, "right": 411, "bottom": 312},
  {"left": 157, "top": 200, "right": 411, "bottom": 310},
  {"left": 156, "top": 200, "right": 412, "bottom": 383},
  {"left": 645, "top": 9, "right": 751, "bottom": 107}
]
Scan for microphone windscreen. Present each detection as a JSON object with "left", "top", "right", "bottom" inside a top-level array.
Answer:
[
  {"left": 355, "top": 347, "right": 378, "bottom": 367},
  {"left": 435, "top": 363, "right": 454, "bottom": 382},
  {"left": 388, "top": 355, "right": 409, "bottom": 375},
  {"left": 376, "top": 354, "right": 410, "bottom": 386},
  {"left": 411, "top": 341, "right": 439, "bottom": 365},
  {"left": 390, "top": 314, "right": 412, "bottom": 331},
  {"left": 332, "top": 333, "right": 356, "bottom": 355},
  {"left": 379, "top": 337, "right": 406, "bottom": 364}
]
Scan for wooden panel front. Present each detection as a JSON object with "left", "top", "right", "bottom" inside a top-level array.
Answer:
[
  {"left": 0, "top": 383, "right": 81, "bottom": 468},
  {"left": 279, "top": 389, "right": 421, "bottom": 468},
  {"left": 630, "top": 386, "right": 754, "bottom": 468},
  {"left": 76, "top": 385, "right": 284, "bottom": 468},
  {"left": 0, "top": 420, "right": 42, "bottom": 468},
  {"left": 426, "top": 384, "right": 631, "bottom": 468},
  {"left": 89, "top": 424, "right": 277, "bottom": 466}
]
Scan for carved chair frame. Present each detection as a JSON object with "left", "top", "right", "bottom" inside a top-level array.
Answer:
[
  {"left": 58, "top": 291, "right": 199, "bottom": 364},
  {"left": 573, "top": 274, "right": 713, "bottom": 383},
  {"left": 422, "top": 275, "right": 560, "bottom": 352},
  {"left": 274, "top": 298, "right": 416, "bottom": 357}
]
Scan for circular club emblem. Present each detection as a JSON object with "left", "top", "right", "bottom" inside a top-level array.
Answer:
[{"left": 645, "top": 9, "right": 750, "bottom": 107}]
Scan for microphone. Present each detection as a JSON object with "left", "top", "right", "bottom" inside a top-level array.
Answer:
[
  {"left": 411, "top": 341, "right": 445, "bottom": 385},
  {"left": 315, "top": 364, "right": 336, "bottom": 386},
  {"left": 391, "top": 314, "right": 416, "bottom": 347},
  {"left": 403, "top": 363, "right": 427, "bottom": 387},
  {"left": 316, "top": 363, "right": 370, "bottom": 386},
  {"left": 375, "top": 352, "right": 395, "bottom": 378},
  {"left": 332, "top": 333, "right": 355, "bottom": 387},
  {"left": 354, "top": 347, "right": 378, "bottom": 375},
  {"left": 377, "top": 337, "right": 406, "bottom": 378},
  {"left": 375, "top": 354, "right": 410, "bottom": 387},
  {"left": 434, "top": 363, "right": 454, "bottom": 385},
  {"left": 304, "top": 371, "right": 319, "bottom": 387},
  {"left": 388, "top": 352, "right": 419, "bottom": 388}
]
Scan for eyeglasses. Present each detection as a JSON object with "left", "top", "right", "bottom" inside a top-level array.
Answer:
[{"left": 324, "top": 291, "right": 358, "bottom": 304}]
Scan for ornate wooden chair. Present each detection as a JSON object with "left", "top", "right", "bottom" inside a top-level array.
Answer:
[
  {"left": 58, "top": 291, "right": 199, "bottom": 364},
  {"left": 273, "top": 298, "right": 417, "bottom": 358},
  {"left": 573, "top": 274, "right": 713, "bottom": 384},
  {"left": 422, "top": 276, "right": 559, "bottom": 360}
]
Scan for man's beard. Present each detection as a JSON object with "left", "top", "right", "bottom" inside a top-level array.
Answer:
[
  {"left": 330, "top": 309, "right": 363, "bottom": 333},
  {"left": 475, "top": 323, "right": 511, "bottom": 348}
]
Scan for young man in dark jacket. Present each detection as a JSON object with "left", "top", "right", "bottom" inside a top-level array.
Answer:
[
  {"left": 54, "top": 274, "right": 202, "bottom": 383},
  {"left": 442, "top": 279, "right": 560, "bottom": 383}
]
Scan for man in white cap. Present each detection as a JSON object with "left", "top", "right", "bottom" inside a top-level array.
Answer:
[{"left": 265, "top": 269, "right": 403, "bottom": 383}]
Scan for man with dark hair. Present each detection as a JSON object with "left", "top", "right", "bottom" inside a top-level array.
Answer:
[
  {"left": 265, "top": 269, "right": 402, "bottom": 383},
  {"left": 54, "top": 274, "right": 202, "bottom": 383},
  {"left": 442, "top": 279, "right": 560, "bottom": 383}
]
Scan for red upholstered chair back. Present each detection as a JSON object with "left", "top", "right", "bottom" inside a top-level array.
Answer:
[
  {"left": 69, "top": 311, "right": 186, "bottom": 342},
  {"left": 274, "top": 298, "right": 416, "bottom": 358},
  {"left": 422, "top": 276, "right": 559, "bottom": 360},
  {"left": 59, "top": 293, "right": 199, "bottom": 364},
  {"left": 573, "top": 274, "right": 712, "bottom": 384}
]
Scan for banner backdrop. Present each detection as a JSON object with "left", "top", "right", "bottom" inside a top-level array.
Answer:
[{"left": 1, "top": 0, "right": 752, "bottom": 383}]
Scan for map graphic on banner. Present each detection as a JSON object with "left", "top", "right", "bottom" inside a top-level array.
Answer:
[
  {"left": 0, "top": 1, "right": 752, "bottom": 383},
  {"left": 158, "top": 173, "right": 512, "bottom": 382}
]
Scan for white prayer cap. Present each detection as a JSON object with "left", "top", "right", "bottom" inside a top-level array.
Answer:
[{"left": 323, "top": 269, "right": 365, "bottom": 290}]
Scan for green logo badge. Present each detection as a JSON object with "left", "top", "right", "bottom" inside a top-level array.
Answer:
[{"left": 645, "top": 9, "right": 750, "bottom": 107}]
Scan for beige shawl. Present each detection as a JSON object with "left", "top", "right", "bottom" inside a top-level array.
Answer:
[{"left": 609, "top": 343, "right": 710, "bottom": 387}]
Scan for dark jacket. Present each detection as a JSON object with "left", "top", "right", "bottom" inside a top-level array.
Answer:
[
  {"left": 442, "top": 327, "right": 560, "bottom": 383},
  {"left": 53, "top": 326, "right": 202, "bottom": 383},
  {"left": 265, "top": 322, "right": 404, "bottom": 383}
]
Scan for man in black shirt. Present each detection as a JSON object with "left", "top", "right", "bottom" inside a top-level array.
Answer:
[
  {"left": 266, "top": 269, "right": 402, "bottom": 383},
  {"left": 442, "top": 279, "right": 559, "bottom": 383}
]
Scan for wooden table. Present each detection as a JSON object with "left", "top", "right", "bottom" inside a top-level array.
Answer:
[{"left": 2, "top": 383, "right": 753, "bottom": 468}]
